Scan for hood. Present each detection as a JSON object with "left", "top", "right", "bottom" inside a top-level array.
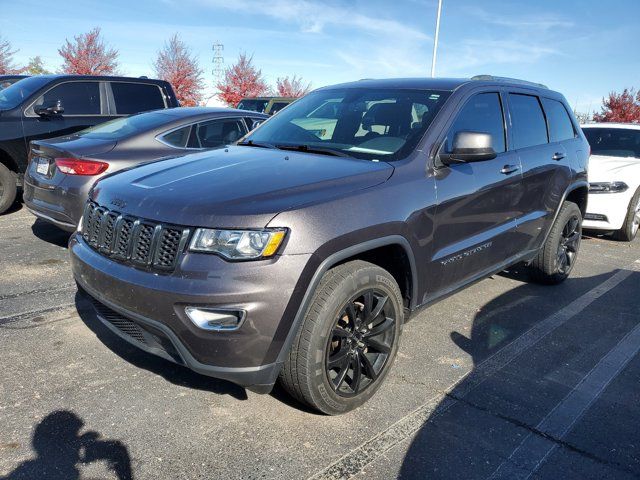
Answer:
[
  {"left": 588, "top": 155, "right": 640, "bottom": 183},
  {"left": 33, "top": 135, "right": 117, "bottom": 157},
  {"left": 91, "top": 145, "right": 394, "bottom": 228}
]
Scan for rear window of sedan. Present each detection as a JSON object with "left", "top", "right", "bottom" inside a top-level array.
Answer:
[{"left": 76, "top": 111, "right": 172, "bottom": 140}]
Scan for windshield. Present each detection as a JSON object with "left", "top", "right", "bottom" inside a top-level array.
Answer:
[
  {"left": 237, "top": 99, "right": 270, "bottom": 113},
  {"left": 76, "top": 111, "right": 171, "bottom": 140},
  {"left": 583, "top": 127, "right": 640, "bottom": 159},
  {"left": 242, "top": 88, "right": 451, "bottom": 161},
  {"left": 0, "top": 76, "right": 50, "bottom": 110}
]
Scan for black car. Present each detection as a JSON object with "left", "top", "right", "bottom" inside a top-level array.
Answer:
[
  {"left": 0, "top": 75, "right": 178, "bottom": 213},
  {"left": 24, "top": 107, "right": 268, "bottom": 231},
  {"left": 71, "top": 76, "right": 589, "bottom": 414},
  {"left": 0, "top": 75, "right": 29, "bottom": 91}
]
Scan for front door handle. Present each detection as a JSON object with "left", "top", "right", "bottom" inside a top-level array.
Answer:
[
  {"left": 552, "top": 152, "right": 566, "bottom": 161},
  {"left": 500, "top": 164, "right": 519, "bottom": 175}
]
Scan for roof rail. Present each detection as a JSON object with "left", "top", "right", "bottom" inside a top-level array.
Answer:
[{"left": 470, "top": 75, "right": 548, "bottom": 89}]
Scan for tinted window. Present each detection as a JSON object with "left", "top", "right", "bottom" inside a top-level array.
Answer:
[
  {"left": 237, "top": 99, "right": 269, "bottom": 113},
  {"left": 161, "top": 126, "right": 191, "bottom": 148},
  {"left": 244, "top": 88, "right": 451, "bottom": 161},
  {"left": 542, "top": 98, "right": 575, "bottom": 142},
  {"left": 192, "top": 119, "right": 246, "bottom": 148},
  {"left": 509, "top": 94, "right": 548, "bottom": 149},
  {"left": 269, "top": 102, "right": 290, "bottom": 114},
  {"left": 77, "top": 112, "right": 171, "bottom": 140},
  {"left": 0, "top": 76, "right": 51, "bottom": 109},
  {"left": 111, "top": 82, "right": 165, "bottom": 114},
  {"left": 582, "top": 128, "right": 640, "bottom": 158},
  {"left": 37, "top": 82, "right": 101, "bottom": 115},
  {"left": 444, "top": 92, "right": 505, "bottom": 153}
]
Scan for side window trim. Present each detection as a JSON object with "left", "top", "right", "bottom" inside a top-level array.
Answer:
[{"left": 24, "top": 80, "right": 105, "bottom": 117}]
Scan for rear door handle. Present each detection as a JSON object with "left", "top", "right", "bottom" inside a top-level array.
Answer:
[
  {"left": 552, "top": 152, "right": 566, "bottom": 161},
  {"left": 500, "top": 164, "right": 519, "bottom": 175}
]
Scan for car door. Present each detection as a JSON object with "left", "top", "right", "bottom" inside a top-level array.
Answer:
[
  {"left": 22, "top": 81, "right": 109, "bottom": 153},
  {"left": 507, "top": 92, "right": 571, "bottom": 251},
  {"left": 430, "top": 91, "right": 523, "bottom": 294}
]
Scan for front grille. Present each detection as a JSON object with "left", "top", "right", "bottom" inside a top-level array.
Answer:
[
  {"left": 90, "top": 297, "right": 148, "bottom": 345},
  {"left": 82, "top": 201, "right": 189, "bottom": 272}
]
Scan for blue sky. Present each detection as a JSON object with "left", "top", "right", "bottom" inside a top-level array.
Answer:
[{"left": 1, "top": 0, "right": 638, "bottom": 112}]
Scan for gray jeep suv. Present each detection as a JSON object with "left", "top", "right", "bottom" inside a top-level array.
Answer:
[{"left": 70, "top": 76, "right": 589, "bottom": 414}]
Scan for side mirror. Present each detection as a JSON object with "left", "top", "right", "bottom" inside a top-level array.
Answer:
[
  {"left": 34, "top": 100, "right": 64, "bottom": 116},
  {"left": 440, "top": 131, "right": 497, "bottom": 165}
]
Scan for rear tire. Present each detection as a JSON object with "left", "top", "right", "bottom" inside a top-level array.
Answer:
[
  {"left": 0, "top": 163, "right": 17, "bottom": 214},
  {"left": 530, "top": 201, "right": 582, "bottom": 285},
  {"left": 612, "top": 187, "right": 640, "bottom": 242},
  {"left": 279, "top": 260, "right": 403, "bottom": 415}
]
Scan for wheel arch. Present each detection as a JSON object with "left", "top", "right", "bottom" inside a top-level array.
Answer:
[
  {"left": 0, "top": 148, "right": 19, "bottom": 173},
  {"left": 565, "top": 183, "right": 589, "bottom": 218}
]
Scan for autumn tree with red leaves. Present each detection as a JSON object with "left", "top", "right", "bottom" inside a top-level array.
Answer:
[
  {"left": 217, "top": 53, "right": 269, "bottom": 106},
  {"left": 154, "top": 34, "right": 204, "bottom": 107},
  {"left": 0, "top": 36, "right": 20, "bottom": 74},
  {"left": 593, "top": 88, "right": 640, "bottom": 123},
  {"left": 276, "top": 75, "right": 311, "bottom": 97},
  {"left": 58, "top": 27, "right": 119, "bottom": 75}
]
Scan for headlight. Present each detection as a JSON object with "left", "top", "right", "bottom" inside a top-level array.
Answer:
[
  {"left": 189, "top": 228, "right": 287, "bottom": 260},
  {"left": 589, "top": 181, "right": 629, "bottom": 194}
]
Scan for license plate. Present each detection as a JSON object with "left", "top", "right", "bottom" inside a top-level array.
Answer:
[{"left": 36, "top": 157, "right": 50, "bottom": 175}]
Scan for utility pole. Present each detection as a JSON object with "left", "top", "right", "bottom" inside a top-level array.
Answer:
[{"left": 430, "top": 0, "right": 443, "bottom": 78}]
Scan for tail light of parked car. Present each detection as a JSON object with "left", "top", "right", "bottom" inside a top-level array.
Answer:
[{"left": 55, "top": 158, "right": 109, "bottom": 176}]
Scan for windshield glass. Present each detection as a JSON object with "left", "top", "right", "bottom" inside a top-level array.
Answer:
[
  {"left": 0, "top": 76, "right": 50, "bottom": 110},
  {"left": 237, "top": 99, "right": 269, "bottom": 113},
  {"left": 242, "top": 88, "right": 451, "bottom": 161},
  {"left": 583, "top": 127, "right": 640, "bottom": 158},
  {"left": 76, "top": 111, "right": 171, "bottom": 140}
]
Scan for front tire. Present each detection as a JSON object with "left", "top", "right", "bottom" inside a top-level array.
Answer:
[
  {"left": 613, "top": 187, "right": 640, "bottom": 242},
  {"left": 279, "top": 260, "right": 403, "bottom": 415},
  {"left": 530, "top": 201, "right": 582, "bottom": 285},
  {"left": 0, "top": 163, "right": 18, "bottom": 214}
]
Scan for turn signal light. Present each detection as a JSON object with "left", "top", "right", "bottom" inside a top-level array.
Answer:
[{"left": 55, "top": 158, "right": 109, "bottom": 176}]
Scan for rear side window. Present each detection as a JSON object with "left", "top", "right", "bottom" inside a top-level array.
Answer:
[
  {"left": 445, "top": 92, "right": 506, "bottom": 153},
  {"left": 509, "top": 94, "right": 548, "bottom": 149},
  {"left": 161, "top": 126, "right": 191, "bottom": 148},
  {"left": 111, "top": 82, "right": 165, "bottom": 114},
  {"left": 37, "top": 82, "right": 100, "bottom": 115},
  {"left": 191, "top": 119, "right": 247, "bottom": 148},
  {"left": 542, "top": 98, "right": 575, "bottom": 142}
]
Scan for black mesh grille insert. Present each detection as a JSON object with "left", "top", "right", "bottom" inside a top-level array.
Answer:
[
  {"left": 90, "top": 299, "right": 148, "bottom": 345},
  {"left": 81, "top": 201, "right": 188, "bottom": 272}
]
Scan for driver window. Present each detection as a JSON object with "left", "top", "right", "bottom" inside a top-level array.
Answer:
[
  {"left": 34, "top": 82, "right": 101, "bottom": 115},
  {"left": 445, "top": 93, "right": 506, "bottom": 153}
]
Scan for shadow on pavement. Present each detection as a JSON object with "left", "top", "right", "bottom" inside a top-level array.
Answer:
[
  {"left": 397, "top": 270, "right": 638, "bottom": 479},
  {"left": 31, "top": 219, "right": 71, "bottom": 249},
  {"left": 74, "top": 291, "right": 249, "bottom": 401},
  {"left": 0, "top": 410, "right": 132, "bottom": 480}
]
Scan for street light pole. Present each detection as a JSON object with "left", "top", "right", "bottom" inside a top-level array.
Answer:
[{"left": 430, "top": 0, "right": 443, "bottom": 77}]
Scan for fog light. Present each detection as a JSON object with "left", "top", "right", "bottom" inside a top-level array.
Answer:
[{"left": 185, "top": 307, "right": 245, "bottom": 331}]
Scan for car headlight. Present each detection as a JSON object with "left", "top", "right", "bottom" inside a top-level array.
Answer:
[
  {"left": 589, "top": 181, "right": 629, "bottom": 194},
  {"left": 189, "top": 228, "right": 287, "bottom": 260}
]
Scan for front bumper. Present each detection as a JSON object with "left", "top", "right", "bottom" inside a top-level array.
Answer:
[
  {"left": 583, "top": 191, "right": 633, "bottom": 231},
  {"left": 70, "top": 233, "right": 312, "bottom": 390}
]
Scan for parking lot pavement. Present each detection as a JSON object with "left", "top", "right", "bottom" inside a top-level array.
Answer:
[{"left": 1, "top": 205, "right": 640, "bottom": 480}]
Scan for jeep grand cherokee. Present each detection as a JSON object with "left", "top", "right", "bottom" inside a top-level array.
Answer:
[{"left": 70, "top": 76, "right": 589, "bottom": 414}]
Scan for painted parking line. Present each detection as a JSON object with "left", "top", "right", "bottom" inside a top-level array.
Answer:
[
  {"left": 308, "top": 260, "right": 640, "bottom": 480},
  {"left": 489, "top": 319, "right": 640, "bottom": 479}
]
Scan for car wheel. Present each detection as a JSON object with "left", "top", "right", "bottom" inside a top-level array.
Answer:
[
  {"left": 0, "top": 163, "right": 18, "bottom": 215},
  {"left": 613, "top": 187, "right": 640, "bottom": 242},
  {"left": 279, "top": 260, "right": 403, "bottom": 415},
  {"left": 530, "top": 201, "right": 582, "bottom": 285}
]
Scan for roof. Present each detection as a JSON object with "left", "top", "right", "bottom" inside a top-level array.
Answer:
[
  {"left": 24, "top": 74, "right": 168, "bottom": 83},
  {"left": 156, "top": 107, "right": 269, "bottom": 119},
  {"left": 317, "top": 75, "right": 551, "bottom": 92},
  {"left": 581, "top": 122, "right": 640, "bottom": 130}
]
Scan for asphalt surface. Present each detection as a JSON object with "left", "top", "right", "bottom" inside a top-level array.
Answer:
[{"left": 1, "top": 204, "right": 639, "bottom": 480}]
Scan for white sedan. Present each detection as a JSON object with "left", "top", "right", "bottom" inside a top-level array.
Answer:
[{"left": 582, "top": 123, "right": 640, "bottom": 241}]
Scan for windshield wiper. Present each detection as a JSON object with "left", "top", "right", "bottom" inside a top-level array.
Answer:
[
  {"left": 275, "top": 144, "right": 352, "bottom": 157},
  {"left": 237, "top": 140, "right": 277, "bottom": 149}
]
